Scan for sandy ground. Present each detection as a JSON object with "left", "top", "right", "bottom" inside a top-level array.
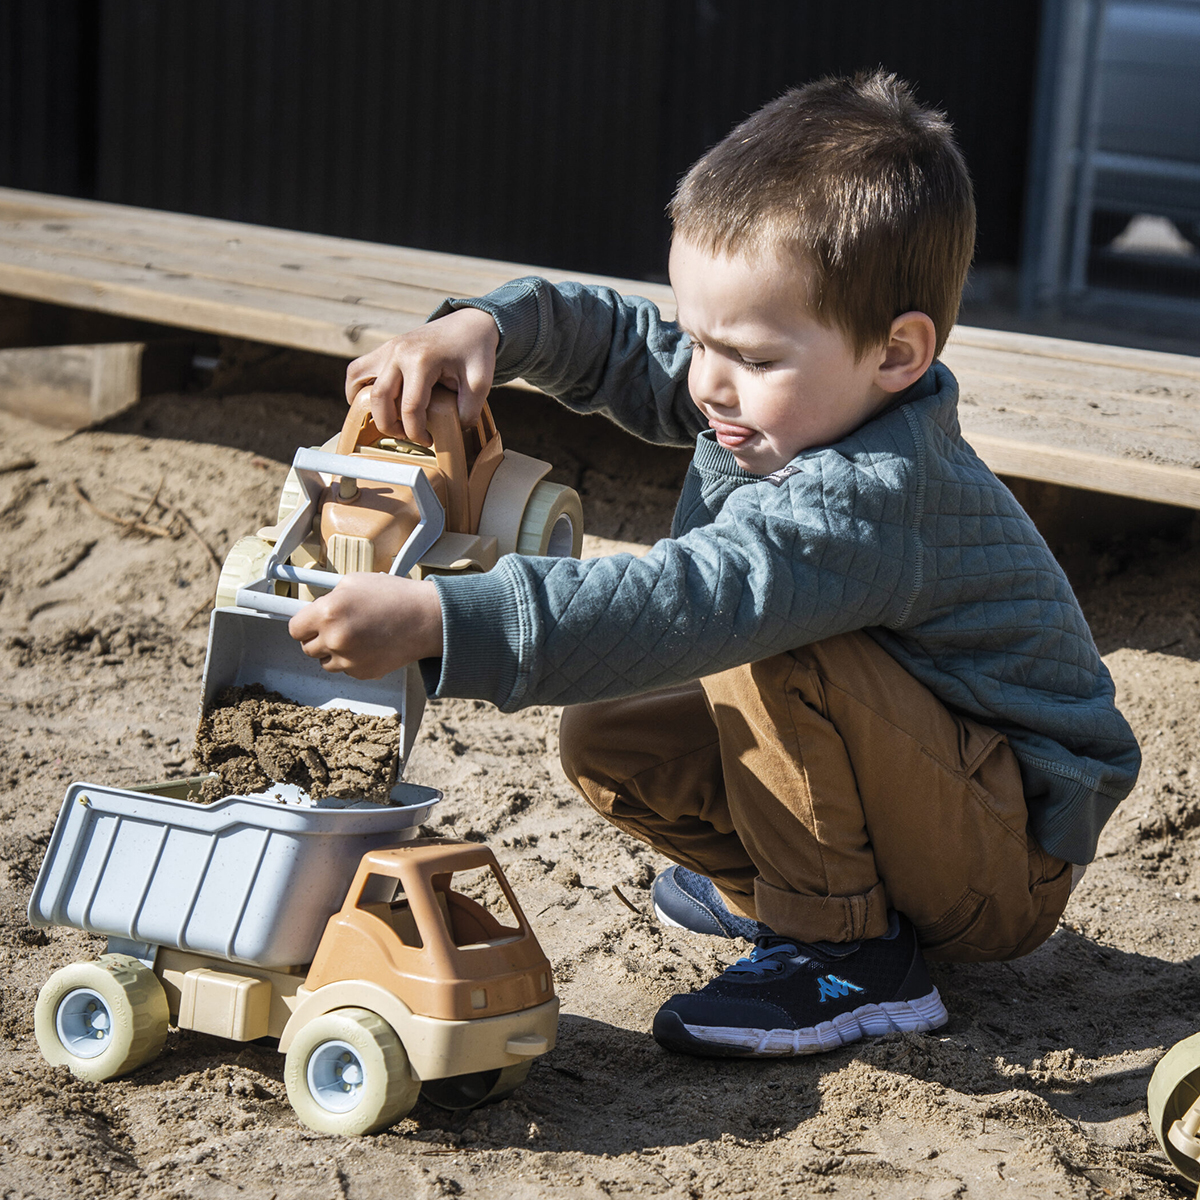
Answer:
[{"left": 2, "top": 381, "right": 1200, "bottom": 1200}]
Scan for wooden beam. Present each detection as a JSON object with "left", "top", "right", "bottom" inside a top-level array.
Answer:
[
  {"left": 3, "top": 186, "right": 1200, "bottom": 510},
  {"left": 967, "top": 432, "right": 1200, "bottom": 510},
  {"left": 0, "top": 342, "right": 145, "bottom": 429}
]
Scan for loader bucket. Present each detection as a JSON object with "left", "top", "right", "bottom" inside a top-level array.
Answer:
[{"left": 201, "top": 605, "right": 428, "bottom": 785}]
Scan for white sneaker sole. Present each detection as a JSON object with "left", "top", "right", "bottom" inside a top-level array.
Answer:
[
  {"left": 681, "top": 987, "right": 949, "bottom": 1056},
  {"left": 653, "top": 902, "right": 688, "bottom": 930}
]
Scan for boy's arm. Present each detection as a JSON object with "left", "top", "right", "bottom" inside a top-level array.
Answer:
[
  {"left": 290, "top": 454, "right": 917, "bottom": 694},
  {"left": 353, "top": 277, "right": 704, "bottom": 449},
  {"left": 426, "top": 461, "right": 919, "bottom": 709},
  {"left": 437, "top": 277, "right": 704, "bottom": 446}
]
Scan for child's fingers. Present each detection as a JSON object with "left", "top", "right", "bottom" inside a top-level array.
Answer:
[
  {"left": 288, "top": 605, "right": 319, "bottom": 645},
  {"left": 369, "top": 359, "right": 409, "bottom": 438},
  {"left": 456, "top": 352, "right": 496, "bottom": 426},
  {"left": 345, "top": 340, "right": 395, "bottom": 406},
  {"left": 292, "top": 621, "right": 350, "bottom": 674},
  {"left": 397, "top": 363, "right": 442, "bottom": 446},
  {"left": 289, "top": 605, "right": 338, "bottom": 669}
]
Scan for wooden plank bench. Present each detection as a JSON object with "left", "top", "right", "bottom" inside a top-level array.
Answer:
[{"left": 2, "top": 186, "right": 1199, "bottom": 509}]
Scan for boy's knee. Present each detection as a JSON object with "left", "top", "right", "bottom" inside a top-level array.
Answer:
[{"left": 559, "top": 702, "right": 603, "bottom": 799}]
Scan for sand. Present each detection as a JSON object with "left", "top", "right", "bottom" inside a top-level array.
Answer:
[
  {"left": 193, "top": 684, "right": 401, "bottom": 803},
  {"left": 1, "top": 383, "right": 1199, "bottom": 1199}
]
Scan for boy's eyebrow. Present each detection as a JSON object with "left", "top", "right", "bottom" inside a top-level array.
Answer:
[{"left": 677, "top": 320, "right": 777, "bottom": 356}]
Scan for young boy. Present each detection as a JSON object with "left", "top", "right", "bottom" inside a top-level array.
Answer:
[{"left": 290, "top": 71, "right": 1140, "bottom": 1058}]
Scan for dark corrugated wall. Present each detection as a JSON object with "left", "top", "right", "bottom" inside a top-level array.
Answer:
[
  {"left": 1, "top": 0, "right": 1041, "bottom": 280},
  {"left": 0, "top": 0, "right": 97, "bottom": 197}
]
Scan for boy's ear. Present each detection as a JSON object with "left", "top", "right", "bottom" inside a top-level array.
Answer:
[{"left": 874, "top": 312, "right": 937, "bottom": 394}]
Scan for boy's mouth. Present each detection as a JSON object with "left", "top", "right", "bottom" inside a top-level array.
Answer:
[{"left": 708, "top": 418, "right": 756, "bottom": 449}]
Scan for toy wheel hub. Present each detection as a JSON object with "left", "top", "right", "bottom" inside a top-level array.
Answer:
[
  {"left": 307, "top": 1040, "right": 369, "bottom": 1113},
  {"left": 55, "top": 988, "right": 114, "bottom": 1058}
]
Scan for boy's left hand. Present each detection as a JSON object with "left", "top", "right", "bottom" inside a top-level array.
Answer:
[{"left": 288, "top": 573, "right": 444, "bottom": 679}]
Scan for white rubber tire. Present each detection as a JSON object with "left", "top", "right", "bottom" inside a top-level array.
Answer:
[
  {"left": 277, "top": 467, "right": 305, "bottom": 528},
  {"left": 277, "top": 435, "right": 338, "bottom": 526},
  {"left": 34, "top": 954, "right": 169, "bottom": 1082},
  {"left": 515, "top": 481, "right": 584, "bottom": 558},
  {"left": 215, "top": 536, "right": 277, "bottom": 609},
  {"left": 284, "top": 1008, "right": 419, "bottom": 1136}
]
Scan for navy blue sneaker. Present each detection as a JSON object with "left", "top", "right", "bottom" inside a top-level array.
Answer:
[
  {"left": 652, "top": 912, "right": 947, "bottom": 1057},
  {"left": 651, "top": 866, "right": 760, "bottom": 940}
]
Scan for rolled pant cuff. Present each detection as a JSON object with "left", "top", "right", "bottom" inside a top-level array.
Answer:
[{"left": 754, "top": 878, "right": 890, "bottom": 943}]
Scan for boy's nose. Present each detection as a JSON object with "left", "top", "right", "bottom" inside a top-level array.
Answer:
[{"left": 689, "top": 353, "right": 736, "bottom": 409}]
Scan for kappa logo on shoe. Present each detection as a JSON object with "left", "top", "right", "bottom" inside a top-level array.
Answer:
[{"left": 817, "top": 974, "right": 865, "bottom": 1003}]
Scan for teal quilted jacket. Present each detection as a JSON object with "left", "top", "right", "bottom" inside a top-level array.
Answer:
[{"left": 423, "top": 278, "right": 1141, "bottom": 864}]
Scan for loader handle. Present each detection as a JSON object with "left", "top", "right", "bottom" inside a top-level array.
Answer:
[
  {"left": 341, "top": 383, "right": 480, "bottom": 533},
  {"left": 234, "top": 585, "right": 306, "bottom": 618},
  {"left": 336, "top": 384, "right": 388, "bottom": 459},
  {"left": 232, "top": 453, "right": 446, "bottom": 621}
]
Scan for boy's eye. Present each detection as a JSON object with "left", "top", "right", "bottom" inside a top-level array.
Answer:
[
  {"left": 686, "top": 338, "right": 703, "bottom": 352},
  {"left": 738, "top": 356, "right": 773, "bottom": 372}
]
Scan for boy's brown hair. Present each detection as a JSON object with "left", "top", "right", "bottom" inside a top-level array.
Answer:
[{"left": 668, "top": 70, "right": 975, "bottom": 358}]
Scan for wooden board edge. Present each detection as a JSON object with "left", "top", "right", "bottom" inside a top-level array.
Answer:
[
  {"left": 967, "top": 431, "right": 1200, "bottom": 510},
  {"left": 950, "top": 324, "right": 1200, "bottom": 381},
  {"left": 0, "top": 261, "right": 425, "bottom": 358},
  {"left": 0, "top": 341, "right": 143, "bottom": 430}
]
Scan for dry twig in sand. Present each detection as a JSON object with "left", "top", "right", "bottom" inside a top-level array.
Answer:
[
  {"left": 125, "top": 475, "right": 165, "bottom": 537},
  {"left": 74, "top": 480, "right": 223, "bottom": 628},
  {"left": 71, "top": 481, "right": 176, "bottom": 538},
  {"left": 112, "top": 482, "right": 225, "bottom": 627}
]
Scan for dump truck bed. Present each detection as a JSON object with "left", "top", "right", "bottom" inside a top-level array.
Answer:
[{"left": 27, "top": 780, "right": 439, "bottom": 968}]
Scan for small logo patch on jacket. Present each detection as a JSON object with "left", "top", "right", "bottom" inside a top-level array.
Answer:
[
  {"left": 817, "top": 974, "right": 864, "bottom": 1003},
  {"left": 764, "top": 464, "right": 802, "bottom": 487}
]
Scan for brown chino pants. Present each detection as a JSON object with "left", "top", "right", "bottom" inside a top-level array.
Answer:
[{"left": 560, "top": 630, "right": 1073, "bottom": 962}]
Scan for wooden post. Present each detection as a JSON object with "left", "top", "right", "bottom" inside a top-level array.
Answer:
[{"left": 0, "top": 342, "right": 143, "bottom": 430}]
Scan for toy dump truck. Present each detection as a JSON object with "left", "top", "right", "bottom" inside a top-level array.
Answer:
[
  {"left": 29, "top": 781, "right": 557, "bottom": 1135},
  {"left": 28, "top": 384, "right": 579, "bottom": 1134}
]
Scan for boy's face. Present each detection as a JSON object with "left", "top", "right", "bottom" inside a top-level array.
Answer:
[{"left": 669, "top": 237, "right": 890, "bottom": 475}]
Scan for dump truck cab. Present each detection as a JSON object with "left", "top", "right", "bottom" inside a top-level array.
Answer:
[{"left": 305, "top": 839, "right": 554, "bottom": 1021}]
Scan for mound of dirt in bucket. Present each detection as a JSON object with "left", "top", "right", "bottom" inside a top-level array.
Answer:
[{"left": 194, "top": 683, "right": 400, "bottom": 803}]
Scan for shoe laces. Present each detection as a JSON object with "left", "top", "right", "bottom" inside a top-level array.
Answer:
[{"left": 724, "top": 936, "right": 807, "bottom": 977}]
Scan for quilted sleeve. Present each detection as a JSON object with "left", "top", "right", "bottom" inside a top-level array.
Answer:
[
  {"left": 425, "top": 453, "right": 921, "bottom": 710},
  {"left": 430, "top": 277, "right": 706, "bottom": 447}
]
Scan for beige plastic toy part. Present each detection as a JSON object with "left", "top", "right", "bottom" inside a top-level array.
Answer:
[
  {"left": 283, "top": 1006, "right": 421, "bottom": 1136},
  {"left": 304, "top": 838, "right": 555, "bottom": 1021},
  {"left": 316, "top": 384, "right": 506, "bottom": 577},
  {"left": 1149, "top": 1031, "right": 1200, "bottom": 1187},
  {"left": 214, "top": 536, "right": 286, "bottom": 609}
]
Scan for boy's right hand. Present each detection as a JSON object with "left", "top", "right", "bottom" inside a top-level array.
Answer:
[{"left": 345, "top": 307, "right": 501, "bottom": 445}]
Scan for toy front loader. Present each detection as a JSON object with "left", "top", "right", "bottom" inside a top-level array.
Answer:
[{"left": 217, "top": 383, "right": 583, "bottom": 610}]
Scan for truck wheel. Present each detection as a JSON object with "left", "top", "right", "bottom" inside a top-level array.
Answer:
[
  {"left": 277, "top": 435, "right": 338, "bottom": 526},
  {"left": 34, "top": 954, "right": 169, "bottom": 1082},
  {"left": 515, "top": 482, "right": 583, "bottom": 558},
  {"left": 284, "top": 1008, "right": 419, "bottom": 1136},
  {"left": 215, "top": 536, "right": 277, "bottom": 609},
  {"left": 277, "top": 466, "right": 304, "bottom": 528},
  {"left": 422, "top": 1061, "right": 532, "bottom": 1110}
]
